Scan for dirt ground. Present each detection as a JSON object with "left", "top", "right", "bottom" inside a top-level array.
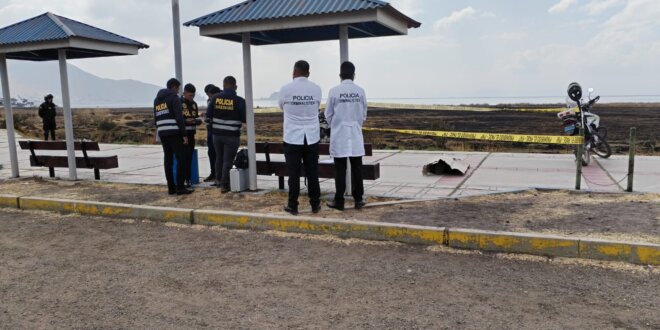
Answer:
[
  {"left": 3, "top": 103, "right": 659, "bottom": 155},
  {"left": 0, "top": 209, "right": 658, "bottom": 329},
  {"left": 2, "top": 178, "right": 659, "bottom": 245}
]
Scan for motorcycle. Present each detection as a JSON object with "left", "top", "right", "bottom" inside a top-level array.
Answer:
[{"left": 557, "top": 82, "right": 611, "bottom": 166}]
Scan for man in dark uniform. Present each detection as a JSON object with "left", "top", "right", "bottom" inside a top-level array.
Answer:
[
  {"left": 38, "top": 94, "right": 57, "bottom": 140},
  {"left": 181, "top": 83, "right": 201, "bottom": 187},
  {"left": 154, "top": 78, "right": 193, "bottom": 195},
  {"left": 208, "top": 76, "right": 246, "bottom": 193},
  {"left": 203, "top": 84, "right": 221, "bottom": 183}
]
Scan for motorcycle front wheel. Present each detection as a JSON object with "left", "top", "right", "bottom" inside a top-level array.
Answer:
[{"left": 593, "top": 140, "right": 612, "bottom": 158}]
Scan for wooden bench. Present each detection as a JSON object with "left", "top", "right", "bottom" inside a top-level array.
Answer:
[
  {"left": 255, "top": 142, "right": 380, "bottom": 189},
  {"left": 18, "top": 140, "right": 119, "bottom": 180}
]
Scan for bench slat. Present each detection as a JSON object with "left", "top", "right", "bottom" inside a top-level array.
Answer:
[
  {"left": 255, "top": 143, "right": 372, "bottom": 157},
  {"left": 30, "top": 155, "right": 119, "bottom": 169},
  {"left": 19, "top": 141, "right": 101, "bottom": 151}
]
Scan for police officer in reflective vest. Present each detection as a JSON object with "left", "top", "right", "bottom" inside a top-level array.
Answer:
[
  {"left": 38, "top": 94, "right": 57, "bottom": 140},
  {"left": 208, "top": 76, "right": 246, "bottom": 193},
  {"left": 181, "top": 83, "right": 201, "bottom": 187},
  {"left": 325, "top": 61, "right": 368, "bottom": 210},
  {"left": 278, "top": 60, "right": 322, "bottom": 215},
  {"left": 153, "top": 78, "right": 193, "bottom": 195}
]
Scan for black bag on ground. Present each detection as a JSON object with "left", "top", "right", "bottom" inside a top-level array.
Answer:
[{"left": 234, "top": 148, "right": 249, "bottom": 169}]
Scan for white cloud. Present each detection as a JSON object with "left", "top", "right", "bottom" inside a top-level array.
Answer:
[
  {"left": 388, "top": 0, "right": 422, "bottom": 17},
  {"left": 583, "top": 0, "right": 623, "bottom": 15},
  {"left": 482, "top": 31, "right": 528, "bottom": 41},
  {"left": 433, "top": 7, "right": 477, "bottom": 30},
  {"left": 548, "top": 0, "right": 578, "bottom": 14}
]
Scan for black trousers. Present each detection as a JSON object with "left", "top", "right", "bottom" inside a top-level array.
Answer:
[
  {"left": 161, "top": 134, "right": 186, "bottom": 191},
  {"left": 43, "top": 122, "right": 55, "bottom": 140},
  {"left": 333, "top": 157, "right": 364, "bottom": 203},
  {"left": 284, "top": 140, "right": 320, "bottom": 208},
  {"left": 213, "top": 135, "right": 240, "bottom": 190},
  {"left": 206, "top": 127, "right": 216, "bottom": 177},
  {"left": 184, "top": 131, "right": 196, "bottom": 181}
]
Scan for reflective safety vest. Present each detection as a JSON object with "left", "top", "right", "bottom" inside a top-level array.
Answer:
[
  {"left": 211, "top": 90, "right": 245, "bottom": 137},
  {"left": 181, "top": 98, "right": 199, "bottom": 133}
]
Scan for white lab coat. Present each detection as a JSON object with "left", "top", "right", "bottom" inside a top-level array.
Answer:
[
  {"left": 278, "top": 77, "right": 322, "bottom": 145},
  {"left": 325, "top": 80, "right": 368, "bottom": 158}
]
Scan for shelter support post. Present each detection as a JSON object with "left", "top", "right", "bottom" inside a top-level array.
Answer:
[
  {"left": 339, "top": 24, "right": 352, "bottom": 195},
  {"left": 0, "top": 54, "right": 19, "bottom": 177},
  {"left": 627, "top": 127, "right": 636, "bottom": 192},
  {"left": 172, "top": 0, "right": 183, "bottom": 85},
  {"left": 242, "top": 32, "right": 257, "bottom": 191},
  {"left": 58, "top": 49, "right": 77, "bottom": 180}
]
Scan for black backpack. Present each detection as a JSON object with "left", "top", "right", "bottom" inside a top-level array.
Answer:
[{"left": 234, "top": 148, "right": 249, "bottom": 169}]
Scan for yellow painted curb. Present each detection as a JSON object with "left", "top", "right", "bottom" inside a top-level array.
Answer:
[
  {"left": 19, "top": 197, "right": 192, "bottom": 225},
  {"left": 0, "top": 194, "right": 19, "bottom": 209},
  {"left": 193, "top": 210, "right": 447, "bottom": 245},
  {"left": 8, "top": 196, "right": 660, "bottom": 266},
  {"left": 447, "top": 229, "right": 579, "bottom": 258}
]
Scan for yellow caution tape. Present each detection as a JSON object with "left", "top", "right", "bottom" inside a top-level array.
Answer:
[
  {"left": 367, "top": 102, "right": 573, "bottom": 113},
  {"left": 362, "top": 127, "right": 583, "bottom": 145}
]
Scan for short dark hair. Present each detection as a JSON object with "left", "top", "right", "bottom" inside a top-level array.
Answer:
[
  {"left": 340, "top": 61, "right": 355, "bottom": 80},
  {"left": 210, "top": 86, "right": 222, "bottom": 95},
  {"left": 294, "top": 60, "right": 310, "bottom": 75},
  {"left": 167, "top": 78, "right": 181, "bottom": 89},
  {"left": 204, "top": 84, "right": 217, "bottom": 94},
  {"left": 223, "top": 76, "right": 237, "bottom": 86},
  {"left": 184, "top": 83, "right": 196, "bottom": 93}
]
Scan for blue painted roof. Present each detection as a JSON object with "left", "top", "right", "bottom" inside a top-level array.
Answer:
[
  {"left": 0, "top": 12, "right": 148, "bottom": 49},
  {"left": 185, "top": 0, "right": 420, "bottom": 28}
]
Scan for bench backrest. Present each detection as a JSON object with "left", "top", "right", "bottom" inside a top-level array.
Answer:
[
  {"left": 19, "top": 141, "right": 101, "bottom": 151},
  {"left": 255, "top": 142, "right": 372, "bottom": 156}
]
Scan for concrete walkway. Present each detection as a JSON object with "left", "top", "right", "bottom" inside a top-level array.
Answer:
[{"left": 1, "top": 129, "right": 658, "bottom": 198}]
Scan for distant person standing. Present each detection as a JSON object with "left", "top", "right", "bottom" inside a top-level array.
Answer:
[
  {"left": 278, "top": 60, "right": 322, "bottom": 215},
  {"left": 154, "top": 78, "right": 193, "bottom": 195},
  {"left": 325, "top": 61, "right": 368, "bottom": 210},
  {"left": 38, "top": 94, "right": 57, "bottom": 140},
  {"left": 208, "top": 76, "right": 246, "bottom": 193},
  {"left": 203, "top": 84, "right": 222, "bottom": 183},
  {"left": 181, "top": 83, "right": 201, "bottom": 187}
]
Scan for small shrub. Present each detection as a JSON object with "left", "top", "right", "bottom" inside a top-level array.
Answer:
[{"left": 98, "top": 119, "right": 117, "bottom": 131}]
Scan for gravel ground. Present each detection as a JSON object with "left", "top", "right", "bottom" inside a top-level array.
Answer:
[{"left": 0, "top": 209, "right": 659, "bottom": 329}]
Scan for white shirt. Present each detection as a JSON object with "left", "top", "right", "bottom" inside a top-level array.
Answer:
[
  {"left": 279, "top": 77, "right": 322, "bottom": 145},
  {"left": 325, "top": 80, "right": 368, "bottom": 158}
]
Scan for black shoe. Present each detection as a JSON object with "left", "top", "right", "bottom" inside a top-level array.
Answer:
[
  {"left": 326, "top": 201, "right": 345, "bottom": 211},
  {"left": 168, "top": 188, "right": 176, "bottom": 195},
  {"left": 354, "top": 201, "right": 366, "bottom": 210},
  {"left": 311, "top": 205, "right": 321, "bottom": 214},
  {"left": 176, "top": 188, "right": 194, "bottom": 195},
  {"left": 284, "top": 205, "right": 298, "bottom": 216},
  {"left": 220, "top": 188, "right": 230, "bottom": 194},
  {"left": 185, "top": 179, "right": 192, "bottom": 188},
  {"left": 204, "top": 175, "right": 215, "bottom": 183}
]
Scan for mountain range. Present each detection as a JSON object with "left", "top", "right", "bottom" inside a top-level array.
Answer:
[{"left": 1, "top": 61, "right": 162, "bottom": 108}]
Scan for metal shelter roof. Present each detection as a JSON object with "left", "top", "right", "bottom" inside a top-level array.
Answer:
[
  {"left": 0, "top": 12, "right": 149, "bottom": 61},
  {"left": 184, "top": 0, "right": 421, "bottom": 45}
]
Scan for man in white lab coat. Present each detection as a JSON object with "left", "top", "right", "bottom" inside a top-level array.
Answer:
[
  {"left": 278, "top": 60, "right": 322, "bottom": 215},
  {"left": 325, "top": 61, "right": 368, "bottom": 210}
]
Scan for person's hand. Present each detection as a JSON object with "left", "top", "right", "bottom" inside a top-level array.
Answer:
[
  {"left": 185, "top": 118, "right": 194, "bottom": 125},
  {"left": 182, "top": 136, "right": 188, "bottom": 145}
]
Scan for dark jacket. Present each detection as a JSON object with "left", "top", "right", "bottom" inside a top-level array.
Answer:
[
  {"left": 181, "top": 97, "right": 200, "bottom": 134},
  {"left": 153, "top": 88, "right": 185, "bottom": 138},
  {"left": 38, "top": 102, "right": 57, "bottom": 129},
  {"left": 209, "top": 89, "right": 246, "bottom": 137}
]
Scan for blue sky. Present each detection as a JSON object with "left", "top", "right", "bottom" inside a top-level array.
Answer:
[{"left": 1, "top": 0, "right": 658, "bottom": 100}]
